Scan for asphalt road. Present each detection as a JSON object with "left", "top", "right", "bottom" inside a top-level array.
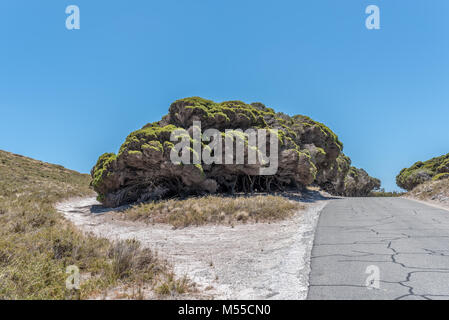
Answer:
[{"left": 307, "top": 197, "right": 449, "bottom": 300}]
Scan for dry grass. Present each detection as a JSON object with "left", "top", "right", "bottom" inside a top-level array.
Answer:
[
  {"left": 407, "top": 179, "right": 449, "bottom": 208},
  {"left": 0, "top": 150, "right": 189, "bottom": 299},
  {"left": 122, "top": 194, "right": 303, "bottom": 228}
]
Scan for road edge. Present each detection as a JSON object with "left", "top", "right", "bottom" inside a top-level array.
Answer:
[
  {"left": 302, "top": 200, "right": 329, "bottom": 300},
  {"left": 403, "top": 197, "right": 449, "bottom": 213}
]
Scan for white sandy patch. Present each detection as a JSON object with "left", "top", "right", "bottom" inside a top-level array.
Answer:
[{"left": 56, "top": 195, "right": 326, "bottom": 299}]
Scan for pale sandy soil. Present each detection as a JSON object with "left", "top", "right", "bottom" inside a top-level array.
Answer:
[
  {"left": 55, "top": 193, "right": 328, "bottom": 300},
  {"left": 404, "top": 180, "right": 449, "bottom": 211}
]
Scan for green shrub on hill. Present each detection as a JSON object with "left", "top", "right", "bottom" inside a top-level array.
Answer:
[{"left": 396, "top": 153, "right": 449, "bottom": 190}]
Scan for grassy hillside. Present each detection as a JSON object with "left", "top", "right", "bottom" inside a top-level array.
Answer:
[{"left": 0, "top": 150, "right": 187, "bottom": 299}]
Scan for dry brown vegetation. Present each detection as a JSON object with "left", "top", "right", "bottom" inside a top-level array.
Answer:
[
  {"left": 121, "top": 194, "right": 303, "bottom": 228},
  {"left": 0, "top": 150, "right": 190, "bottom": 299},
  {"left": 407, "top": 179, "right": 449, "bottom": 209}
]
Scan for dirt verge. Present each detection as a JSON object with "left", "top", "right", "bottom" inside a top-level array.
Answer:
[{"left": 56, "top": 193, "right": 328, "bottom": 299}]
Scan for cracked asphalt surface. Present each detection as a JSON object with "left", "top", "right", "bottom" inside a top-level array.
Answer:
[{"left": 307, "top": 197, "right": 449, "bottom": 300}]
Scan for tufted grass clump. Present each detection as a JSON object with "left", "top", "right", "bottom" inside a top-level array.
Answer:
[{"left": 121, "top": 194, "right": 303, "bottom": 228}]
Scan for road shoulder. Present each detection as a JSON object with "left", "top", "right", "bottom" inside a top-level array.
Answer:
[{"left": 56, "top": 193, "right": 329, "bottom": 299}]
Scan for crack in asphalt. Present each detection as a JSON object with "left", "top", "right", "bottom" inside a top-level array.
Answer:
[{"left": 307, "top": 197, "right": 449, "bottom": 300}]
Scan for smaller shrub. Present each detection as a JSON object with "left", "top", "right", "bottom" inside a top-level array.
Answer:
[
  {"left": 155, "top": 274, "right": 191, "bottom": 296},
  {"left": 108, "top": 239, "right": 143, "bottom": 280},
  {"left": 396, "top": 153, "right": 449, "bottom": 190}
]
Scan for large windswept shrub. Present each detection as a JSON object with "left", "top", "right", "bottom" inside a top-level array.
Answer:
[{"left": 92, "top": 97, "right": 380, "bottom": 207}]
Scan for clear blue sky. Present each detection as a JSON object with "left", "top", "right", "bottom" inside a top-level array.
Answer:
[{"left": 1, "top": 1, "right": 448, "bottom": 191}]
